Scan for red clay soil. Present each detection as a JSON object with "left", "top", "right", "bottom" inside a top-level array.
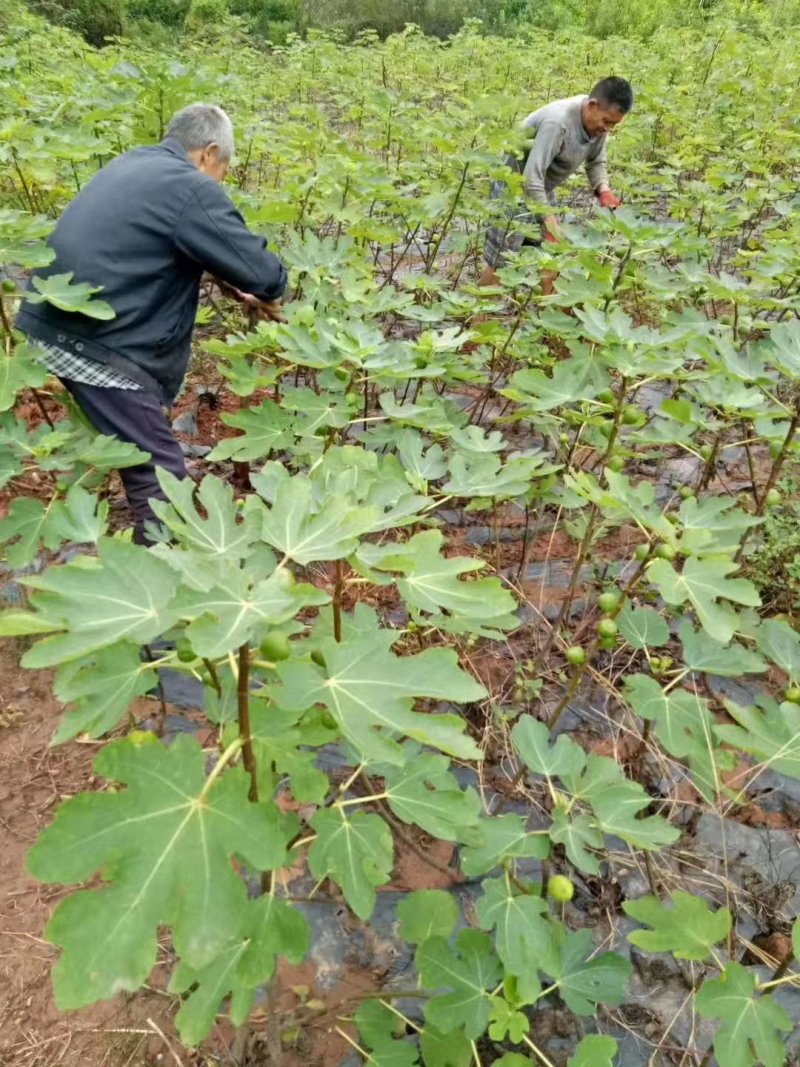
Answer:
[
  {"left": 171, "top": 386, "right": 280, "bottom": 450},
  {"left": 0, "top": 640, "right": 206, "bottom": 1067},
  {"left": 0, "top": 640, "right": 438, "bottom": 1067},
  {"left": 11, "top": 389, "right": 64, "bottom": 434}
]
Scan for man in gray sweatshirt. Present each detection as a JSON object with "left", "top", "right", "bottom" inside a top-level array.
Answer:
[{"left": 481, "top": 77, "right": 633, "bottom": 287}]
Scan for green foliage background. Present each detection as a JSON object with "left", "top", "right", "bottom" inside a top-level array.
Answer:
[{"left": 25, "top": 0, "right": 800, "bottom": 45}]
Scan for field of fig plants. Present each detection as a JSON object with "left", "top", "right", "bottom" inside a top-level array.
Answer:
[{"left": 3, "top": 4, "right": 800, "bottom": 1065}]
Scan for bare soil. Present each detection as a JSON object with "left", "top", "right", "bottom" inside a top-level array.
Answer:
[
  {"left": 0, "top": 641, "right": 205, "bottom": 1067},
  {"left": 0, "top": 639, "right": 455, "bottom": 1067}
]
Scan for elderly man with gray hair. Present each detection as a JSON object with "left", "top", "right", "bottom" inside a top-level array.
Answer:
[{"left": 16, "top": 103, "right": 287, "bottom": 544}]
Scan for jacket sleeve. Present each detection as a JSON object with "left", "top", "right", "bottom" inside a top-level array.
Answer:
[
  {"left": 173, "top": 179, "right": 287, "bottom": 301},
  {"left": 522, "top": 121, "right": 563, "bottom": 210},
  {"left": 585, "top": 135, "right": 610, "bottom": 192}
]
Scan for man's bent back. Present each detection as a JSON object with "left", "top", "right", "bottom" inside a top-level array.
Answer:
[{"left": 16, "top": 103, "right": 287, "bottom": 544}]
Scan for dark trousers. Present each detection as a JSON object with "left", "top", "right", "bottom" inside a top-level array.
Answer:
[{"left": 61, "top": 378, "right": 186, "bottom": 545}]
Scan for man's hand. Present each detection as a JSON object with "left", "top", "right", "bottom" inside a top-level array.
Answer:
[
  {"left": 597, "top": 188, "right": 621, "bottom": 209},
  {"left": 210, "top": 276, "right": 287, "bottom": 322},
  {"left": 237, "top": 291, "right": 287, "bottom": 323},
  {"left": 543, "top": 213, "right": 561, "bottom": 243}
]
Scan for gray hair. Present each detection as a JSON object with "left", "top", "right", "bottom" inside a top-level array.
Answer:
[{"left": 165, "top": 103, "right": 235, "bottom": 161}]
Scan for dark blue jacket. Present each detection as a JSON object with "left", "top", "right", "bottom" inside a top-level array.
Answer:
[{"left": 16, "top": 138, "right": 287, "bottom": 404}]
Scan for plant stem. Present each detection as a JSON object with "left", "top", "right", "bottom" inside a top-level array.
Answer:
[
  {"left": 202, "top": 658, "right": 222, "bottom": 699},
  {"left": 603, "top": 243, "right": 632, "bottom": 311},
  {"left": 506, "top": 760, "right": 529, "bottom": 792},
  {"left": 757, "top": 409, "right": 800, "bottom": 513},
  {"left": 517, "top": 503, "right": 532, "bottom": 581},
  {"left": 289, "top": 835, "right": 317, "bottom": 851},
  {"left": 741, "top": 418, "right": 759, "bottom": 508},
  {"left": 331, "top": 988, "right": 429, "bottom": 1005},
  {"left": 492, "top": 497, "right": 501, "bottom": 573},
  {"left": 338, "top": 763, "right": 366, "bottom": 795},
  {"left": 11, "top": 150, "right": 36, "bottom": 213},
  {"left": 521, "top": 1034, "right": 557, "bottom": 1067},
  {"left": 231, "top": 1024, "right": 249, "bottom": 1065},
  {"left": 540, "top": 505, "right": 597, "bottom": 660},
  {"left": 570, "top": 540, "right": 650, "bottom": 645},
  {"left": 31, "top": 389, "right": 55, "bottom": 430},
  {"left": 516, "top": 506, "right": 549, "bottom": 583},
  {"left": 380, "top": 1000, "right": 422, "bottom": 1033},
  {"left": 143, "top": 644, "right": 167, "bottom": 736},
  {"left": 736, "top": 398, "right": 800, "bottom": 563},
  {"left": 424, "top": 153, "right": 472, "bottom": 272},
  {"left": 237, "top": 643, "right": 258, "bottom": 802},
  {"left": 199, "top": 738, "right": 243, "bottom": 801},
  {"left": 334, "top": 1028, "right": 368, "bottom": 1058},
  {"left": 337, "top": 792, "right": 389, "bottom": 807},
  {"left": 548, "top": 662, "right": 584, "bottom": 731},
  {"left": 333, "top": 559, "right": 344, "bottom": 642},
  {"left": 541, "top": 381, "right": 627, "bottom": 659},
  {"left": 0, "top": 294, "right": 14, "bottom": 352},
  {"left": 643, "top": 851, "right": 662, "bottom": 899},
  {"left": 697, "top": 430, "right": 723, "bottom": 492},
  {"left": 633, "top": 718, "right": 652, "bottom": 773},
  {"left": 758, "top": 968, "right": 800, "bottom": 992},
  {"left": 387, "top": 824, "right": 461, "bottom": 883},
  {"left": 360, "top": 772, "right": 463, "bottom": 883},
  {"left": 469, "top": 286, "right": 535, "bottom": 426}
]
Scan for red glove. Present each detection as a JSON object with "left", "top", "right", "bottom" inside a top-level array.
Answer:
[{"left": 597, "top": 189, "right": 621, "bottom": 209}]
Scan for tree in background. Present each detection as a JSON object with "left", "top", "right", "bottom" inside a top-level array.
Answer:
[
  {"left": 127, "top": 0, "right": 191, "bottom": 27},
  {"left": 186, "top": 0, "right": 231, "bottom": 27},
  {"left": 226, "top": 0, "right": 301, "bottom": 42},
  {"left": 22, "top": 0, "right": 800, "bottom": 48},
  {"left": 27, "top": 0, "right": 126, "bottom": 44},
  {"left": 294, "top": 0, "right": 511, "bottom": 38}
]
